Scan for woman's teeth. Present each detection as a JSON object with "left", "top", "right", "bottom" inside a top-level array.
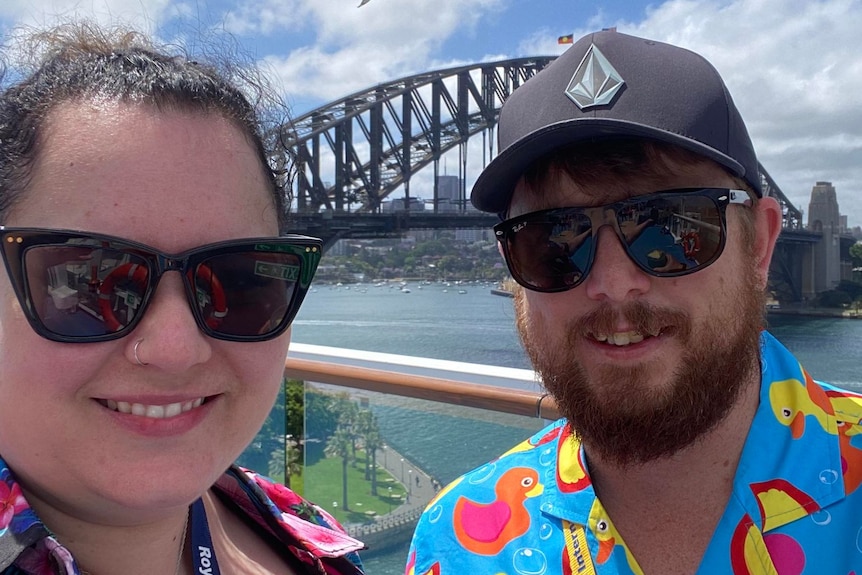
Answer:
[{"left": 104, "top": 398, "right": 204, "bottom": 418}]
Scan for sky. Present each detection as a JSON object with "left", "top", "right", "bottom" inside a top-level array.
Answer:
[{"left": 1, "top": 0, "right": 861, "bottom": 228}]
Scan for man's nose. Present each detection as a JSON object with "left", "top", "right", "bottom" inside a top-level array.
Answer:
[{"left": 581, "top": 224, "right": 652, "bottom": 302}]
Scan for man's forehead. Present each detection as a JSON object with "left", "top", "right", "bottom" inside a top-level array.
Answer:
[{"left": 508, "top": 152, "right": 736, "bottom": 216}]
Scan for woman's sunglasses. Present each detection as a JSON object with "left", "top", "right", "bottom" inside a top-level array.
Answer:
[
  {"left": 0, "top": 227, "right": 322, "bottom": 343},
  {"left": 494, "top": 188, "right": 751, "bottom": 293}
]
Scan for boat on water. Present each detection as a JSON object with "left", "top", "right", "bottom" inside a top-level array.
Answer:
[{"left": 490, "top": 278, "right": 516, "bottom": 298}]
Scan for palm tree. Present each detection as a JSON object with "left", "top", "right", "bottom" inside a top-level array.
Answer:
[
  {"left": 324, "top": 425, "right": 353, "bottom": 510},
  {"left": 356, "top": 409, "right": 383, "bottom": 495},
  {"left": 333, "top": 394, "right": 360, "bottom": 466},
  {"left": 269, "top": 436, "right": 302, "bottom": 489},
  {"left": 364, "top": 428, "right": 382, "bottom": 496}
]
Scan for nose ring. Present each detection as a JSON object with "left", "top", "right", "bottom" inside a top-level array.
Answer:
[{"left": 133, "top": 339, "right": 148, "bottom": 366}]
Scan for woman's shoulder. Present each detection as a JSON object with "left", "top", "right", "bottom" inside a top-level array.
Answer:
[{"left": 216, "top": 466, "right": 366, "bottom": 574}]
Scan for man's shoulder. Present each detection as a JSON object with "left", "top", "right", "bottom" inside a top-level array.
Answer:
[
  {"left": 407, "top": 419, "right": 568, "bottom": 574},
  {"left": 421, "top": 418, "right": 568, "bottom": 510},
  {"left": 437, "top": 419, "right": 566, "bottom": 492}
]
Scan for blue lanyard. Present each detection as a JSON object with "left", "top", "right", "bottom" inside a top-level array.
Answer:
[{"left": 190, "top": 498, "right": 221, "bottom": 575}]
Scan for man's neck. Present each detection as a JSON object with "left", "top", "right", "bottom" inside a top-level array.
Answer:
[{"left": 582, "top": 375, "right": 762, "bottom": 574}]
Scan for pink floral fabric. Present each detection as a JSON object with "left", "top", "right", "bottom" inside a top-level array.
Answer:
[{"left": 0, "top": 462, "right": 365, "bottom": 575}]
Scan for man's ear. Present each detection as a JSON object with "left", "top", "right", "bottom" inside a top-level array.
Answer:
[{"left": 751, "top": 196, "right": 783, "bottom": 290}]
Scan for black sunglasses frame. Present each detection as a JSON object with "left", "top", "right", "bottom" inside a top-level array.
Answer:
[
  {"left": 0, "top": 227, "right": 323, "bottom": 343},
  {"left": 494, "top": 188, "right": 752, "bottom": 293}
]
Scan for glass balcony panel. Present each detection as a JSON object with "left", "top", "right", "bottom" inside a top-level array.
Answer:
[
  {"left": 304, "top": 383, "right": 549, "bottom": 574},
  {"left": 278, "top": 344, "right": 557, "bottom": 575}
]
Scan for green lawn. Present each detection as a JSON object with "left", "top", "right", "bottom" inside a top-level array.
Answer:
[{"left": 300, "top": 449, "right": 407, "bottom": 525}]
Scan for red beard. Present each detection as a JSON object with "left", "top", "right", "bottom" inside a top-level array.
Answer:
[{"left": 515, "top": 271, "right": 765, "bottom": 467}]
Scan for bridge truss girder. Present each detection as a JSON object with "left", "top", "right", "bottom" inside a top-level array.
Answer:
[
  {"left": 759, "top": 165, "right": 803, "bottom": 230},
  {"left": 281, "top": 57, "right": 555, "bottom": 214}
]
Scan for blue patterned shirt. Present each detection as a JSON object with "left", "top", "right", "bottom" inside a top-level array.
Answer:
[{"left": 407, "top": 331, "right": 862, "bottom": 575}]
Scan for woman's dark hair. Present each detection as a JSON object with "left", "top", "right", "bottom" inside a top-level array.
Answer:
[{"left": 0, "top": 22, "right": 294, "bottom": 230}]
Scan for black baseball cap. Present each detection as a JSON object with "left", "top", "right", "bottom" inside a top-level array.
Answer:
[{"left": 471, "top": 30, "right": 761, "bottom": 214}]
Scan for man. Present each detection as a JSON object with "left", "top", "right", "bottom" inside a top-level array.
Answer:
[{"left": 406, "top": 30, "right": 862, "bottom": 575}]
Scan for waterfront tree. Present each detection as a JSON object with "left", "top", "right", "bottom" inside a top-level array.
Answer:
[
  {"left": 332, "top": 394, "right": 361, "bottom": 466},
  {"left": 324, "top": 425, "right": 354, "bottom": 510},
  {"left": 850, "top": 242, "right": 862, "bottom": 268},
  {"left": 269, "top": 436, "right": 302, "bottom": 489},
  {"left": 357, "top": 409, "right": 383, "bottom": 495}
]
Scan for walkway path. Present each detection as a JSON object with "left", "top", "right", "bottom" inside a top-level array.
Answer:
[
  {"left": 343, "top": 444, "right": 439, "bottom": 546},
  {"left": 376, "top": 444, "right": 439, "bottom": 515}
]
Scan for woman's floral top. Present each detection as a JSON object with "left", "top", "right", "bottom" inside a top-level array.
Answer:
[{"left": 0, "top": 460, "right": 365, "bottom": 575}]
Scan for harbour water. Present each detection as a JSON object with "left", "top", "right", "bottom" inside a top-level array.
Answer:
[
  {"left": 290, "top": 281, "right": 862, "bottom": 573},
  {"left": 292, "top": 281, "right": 862, "bottom": 390}
]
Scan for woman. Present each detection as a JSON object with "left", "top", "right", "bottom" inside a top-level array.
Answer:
[{"left": 0, "top": 22, "right": 364, "bottom": 575}]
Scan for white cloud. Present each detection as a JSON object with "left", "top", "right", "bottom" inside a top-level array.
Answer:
[
  {"left": 618, "top": 0, "right": 862, "bottom": 227},
  {"left": 234, "top": 0, "right": 505, "bottom": 102}
]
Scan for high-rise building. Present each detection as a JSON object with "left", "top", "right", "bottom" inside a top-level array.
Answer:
[{"left": 435, "top": 175, "right": 461, "bottom": 213}]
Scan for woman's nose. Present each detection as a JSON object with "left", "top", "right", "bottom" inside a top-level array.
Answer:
[{"left": 126, "top": 273, "right": 212, "bottom": 373}]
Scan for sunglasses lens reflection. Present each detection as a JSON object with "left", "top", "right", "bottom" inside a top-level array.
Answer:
[
  {"left": 190, "top": 251, "right": 301, "bottom": 338},
  {"left": 508, "top": 213, "right": 593, "bottom": 291},
  {"left": 504, "top": 192, "right": 724, "bottom": 292},
  {"left": 622, "top": 195, "right": 721, "bottom": 275},
  {"left": 21, "top": 244, "right": 303, "bottom": 340},
  {"left": 25, "top": 245, "right": 150, "bottom": 337}
]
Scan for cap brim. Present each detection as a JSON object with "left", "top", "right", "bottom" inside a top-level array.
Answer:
[{"left": 471, "top": 118, "right": 747, "bottom": 215}]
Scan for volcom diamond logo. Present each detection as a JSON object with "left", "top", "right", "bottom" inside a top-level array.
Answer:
[{"left": 565, "top": 44, "right": 625, "bottom": 110}]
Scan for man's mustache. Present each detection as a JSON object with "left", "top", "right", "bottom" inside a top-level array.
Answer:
[{"left": 572, "top": 301, "right": 692, "bottom": 341}]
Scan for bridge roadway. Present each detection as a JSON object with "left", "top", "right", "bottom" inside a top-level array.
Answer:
[
  {"left": 289, "top": 211, "right": 499, "bottom": 249},
  {"left": 288, "top": 210, "right": 818, "bottom": 250}
]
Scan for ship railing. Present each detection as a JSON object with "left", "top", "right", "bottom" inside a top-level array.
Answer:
[{"left": 277, "top": 343, "right": 559, "bottom": 564}]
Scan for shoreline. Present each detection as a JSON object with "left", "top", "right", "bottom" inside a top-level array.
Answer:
[
  {"left": 491, "top": 288, "right": 861, "bottom": 319},
  {"left": 767, "top": 307, "right": 862, "bottom": 320}
]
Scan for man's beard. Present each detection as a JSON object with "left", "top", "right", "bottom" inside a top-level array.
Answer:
[{"left": 515, "top": 268, "right": 765, "bottom": 467}]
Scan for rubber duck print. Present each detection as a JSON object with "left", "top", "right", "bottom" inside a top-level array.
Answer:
[
  {"left": 769, "top": 367, "right": 835, "bottom": 438},
  {"left": 453, "top": 467, "right": 544, "bottom": 555},
  {"left": 588, "top": 499, "right": 644, "bottom": 575},
  {"left": 730, "top": 513, "right": 772, "bottom": 575},
  {"left": 404, "top": 552, "right": 440, "bottom": 575},
  {"left": 822, "top": 389, "right": 862, "bottom": 495},
  {"left": 825, "top": 389, "right": 862, "bottom": 424}
]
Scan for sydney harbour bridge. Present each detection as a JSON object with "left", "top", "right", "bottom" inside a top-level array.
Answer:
[{"left": 276, "top": 57, "right": 846, "bottom": 304}]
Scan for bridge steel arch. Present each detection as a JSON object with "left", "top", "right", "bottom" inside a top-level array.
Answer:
[
  {"left": 280, "top": 57, "right": 555, "bottom": 214},
  {"left": 281, "top": 57, "right": 803, "bottom": 223},
  {"left": 279, "top": 58, "right": 821, "bottom": 303}
]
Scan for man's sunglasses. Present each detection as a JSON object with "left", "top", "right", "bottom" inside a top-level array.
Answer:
[
  {"left": 494, "top": 188, "right": 751, "bottom": 293},
  {"left": 0, "top": 228, "right": 322, "bottom": 343}
]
